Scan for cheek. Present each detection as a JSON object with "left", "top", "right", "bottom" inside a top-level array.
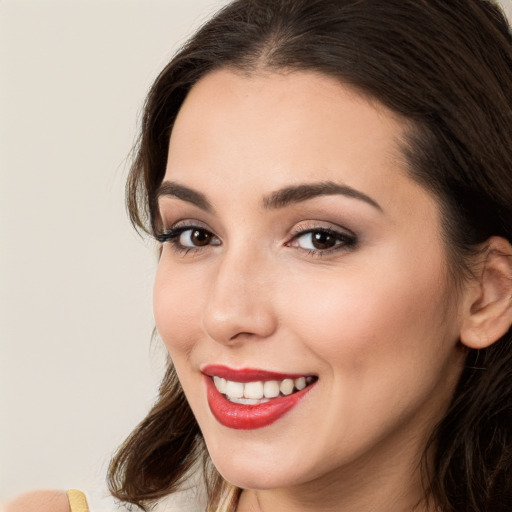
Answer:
[
  {"left": 153, "top": 262, "right": 204, "bottom": 357},
  {"left": 277, "top": 254, "right": 461, "bottom": 455},
  {"left": 280, "top": 252, "right": 454, "bottom": 372}
]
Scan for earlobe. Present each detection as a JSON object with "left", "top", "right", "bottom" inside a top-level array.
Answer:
[{"left": 460, "top": 236, "right": 512, "bottom": 350}]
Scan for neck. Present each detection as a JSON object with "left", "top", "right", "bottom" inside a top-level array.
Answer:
[
  {"left": 238, "top": 472, "right": 429, "bottom": 512},
  {"left": 238, "top": 480, "right": 430, "bottom": 512}
]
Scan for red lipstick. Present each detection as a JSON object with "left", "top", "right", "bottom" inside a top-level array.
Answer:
[
  {"left": 202, "top": 365, "right": 312, "bottom": 382},
  {"left": 202, "top": 365, "right": 316, "bottom": 430}
]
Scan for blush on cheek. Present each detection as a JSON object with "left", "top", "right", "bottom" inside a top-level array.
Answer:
[
  {"left": 153, "top": 275, "right": 199, "bottom": 355},
  {"left": 287, "top": 259, "right": 448, "bottom": 368}
]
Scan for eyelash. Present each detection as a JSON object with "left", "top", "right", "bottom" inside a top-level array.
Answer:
[
  {"left": 155, "top": 224, "right": 220, "bottom": 255},
  {"left": 287, "top": 226, "right": 357, "bottom": 256},
  {"left": 155, "top": 224, "right": 357, "bottom": 257}
]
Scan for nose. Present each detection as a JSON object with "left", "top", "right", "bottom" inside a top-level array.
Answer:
[{"left": 201, "top": 249, "right": 278, "bottom": 346}]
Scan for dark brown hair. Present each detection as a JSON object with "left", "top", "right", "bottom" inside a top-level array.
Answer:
[{"left": 108, "top": 1, "right": 512, "bottom": 510}]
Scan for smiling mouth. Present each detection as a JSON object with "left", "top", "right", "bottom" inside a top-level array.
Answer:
[
  {"left": 202, "top": 366, "right": 318, "bottom": 429},
  {"left": 213, "top": 375, "right": 317, "bottom": 404}
]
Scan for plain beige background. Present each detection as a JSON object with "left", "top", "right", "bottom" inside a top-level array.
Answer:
[{"left": 1, "top": 0, "right": 511, "bottom": 508}]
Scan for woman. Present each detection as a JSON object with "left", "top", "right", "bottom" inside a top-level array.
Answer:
[
  {"left": 9, "top": 0, "right": 510, "bottom": 511},
  {"left": 104, "top": 0, "right": 512, "bottom": 511},
  {"left": 106, "top": 0, "right": 512, "bottom": 511}
]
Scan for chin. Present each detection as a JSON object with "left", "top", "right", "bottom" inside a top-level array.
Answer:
[
  {"left": 205, "top": 437, "right": 317, "bottom": 490},
  {"left": 214, "top": 461, "right": 301, "bottom": 490}
]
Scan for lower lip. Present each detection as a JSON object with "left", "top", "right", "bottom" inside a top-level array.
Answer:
[{"left": 205, "top": 376, "right": 315, "bottom": 430}]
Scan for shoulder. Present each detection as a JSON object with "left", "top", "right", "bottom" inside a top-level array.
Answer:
[{"left": 4, "top": 490, "right": 70, "bottom": 512}]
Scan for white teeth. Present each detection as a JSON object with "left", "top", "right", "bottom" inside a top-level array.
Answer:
[
  {"left": 228, "top": 397, "right": 270, "bottom": 405},
  {"left": 213, "top": 376, "right": 227, "bottom": 394},
  {"left": 295, "top": 377, "right": 306, "bottom": 390},
  {"left": 280, "top": 378, "right": 294, "bottom": 395},
  {"left": 225, "top": 380, "right": 244, "bottom": 398},
  {"left": 263, "top": 380, "right": 280, "bottom": 398},
  {"left": 244, "top": 381, "right": 264, "bottom": 399},
  {"left": 213, "top": 375, "right": 316, "bottom": 401}
]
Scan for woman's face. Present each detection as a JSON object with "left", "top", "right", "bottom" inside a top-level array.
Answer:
[{"left": 154, "top": 69, "right": 467, "bottom": 493}]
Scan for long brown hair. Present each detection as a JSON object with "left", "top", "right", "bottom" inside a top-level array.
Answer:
[{"left": 108, "top": 1, "right": 512, "bottom": 510}]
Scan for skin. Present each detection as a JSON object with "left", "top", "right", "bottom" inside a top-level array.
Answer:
[
  {"left": 4, "top": 490, "right": 70, "bottom": 512},
  {"left": 154, "top": 69, "right": 472, "bottom": 512}
]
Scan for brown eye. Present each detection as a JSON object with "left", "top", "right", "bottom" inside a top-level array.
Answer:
[
  {"left": 191, "top": 229, "right": 211, "bottom": 246},
  {"left": 179, "top": 228, "right": 215, "bottom": 247},
  {"left": 156, "top": 225, "right": 221, "bottom": 252},
  {"left": 291, "top": 228, "right": 356, "bottom": 253},
  {"left": 310, "top": 231, "right": 337, "bottom": 250}
]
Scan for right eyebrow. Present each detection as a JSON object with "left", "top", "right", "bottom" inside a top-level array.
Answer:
[
  {"left": 156, "top": 181, "right": 213, "bottom": 213},
  {"left": 262, "top": 181, "right": 382, "bottom": 212}
]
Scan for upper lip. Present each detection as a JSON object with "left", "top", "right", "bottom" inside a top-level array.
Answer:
[{"left": 201, "top": 364, "right": 316, "bottom": 382}]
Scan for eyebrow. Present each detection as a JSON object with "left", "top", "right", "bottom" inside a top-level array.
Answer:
[
  {"left": 156, "top": 181, "right": 213, "bottom": 212},
  {"left": 156, "top": 180, "right": 382, "bottom": 213},
  {"left": 263, "top": 181, "right": 382, "bottom": 211}
]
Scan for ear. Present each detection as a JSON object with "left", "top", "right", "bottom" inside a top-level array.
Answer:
[{"left": 460, "top": 236, "right": 512, "bottom": 349}]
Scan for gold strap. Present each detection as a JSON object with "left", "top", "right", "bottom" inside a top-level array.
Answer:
[{"left": 66, "top": 490, "right": 89, "bottom": 512}]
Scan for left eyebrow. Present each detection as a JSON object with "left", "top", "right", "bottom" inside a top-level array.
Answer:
[
  {"left": 156, "top": 181, "right": 213, "bottom": 213},
  {"left": 262, "top": 181, "right": 383, "bottom": 212}
]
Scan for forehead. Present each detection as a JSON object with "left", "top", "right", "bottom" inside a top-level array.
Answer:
[
  {"left": 164, "top": 68, "right": 425, "bottom": 216},
  {"left": 169, "top": 69, "right": 405, "bottom": 162}
]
